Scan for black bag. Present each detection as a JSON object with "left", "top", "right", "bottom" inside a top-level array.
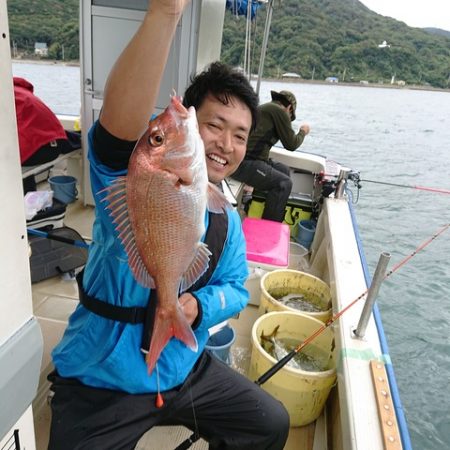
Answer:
[{"left": 29, "top": 226, "right": 88, "bottom": 283}]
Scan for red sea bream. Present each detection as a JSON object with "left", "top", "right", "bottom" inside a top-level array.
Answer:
[{"left": 102, "top": 96, "right": 229, "bottom": 374}]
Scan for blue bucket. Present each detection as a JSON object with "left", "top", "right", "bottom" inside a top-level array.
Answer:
[
  {"left": 205, "top": 325, "right": 236, "bottom": 365},
  {"left": 49, "top": 175, "right": 78, "bottom": 204},
  {"left": 297, "top": 219, "right": 316, "bottom": 249}
]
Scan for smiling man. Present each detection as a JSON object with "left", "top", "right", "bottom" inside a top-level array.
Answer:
[
  {"left": 183, "top": 70, "right": 255, "bottom": 184},
  {"left": 46, "top": 1, "right": 290, "bottom": 449}
]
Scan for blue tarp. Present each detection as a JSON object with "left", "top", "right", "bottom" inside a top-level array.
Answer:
[{"left": 226, "top": 0, "right": 261, "bottom": 19}]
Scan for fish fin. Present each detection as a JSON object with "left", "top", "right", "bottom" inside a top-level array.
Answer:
[
  {"left": 206, "top": 182, "right": 231, "bottom": 214},
  {"left": 179, "top": 242, "right": 211, "bottom": 292},
  {"left": 145, "top": 306, "right": 198, "bottom": 374},
  {"left": 100, "top": 177, "right": 156, "bottom": 289}
]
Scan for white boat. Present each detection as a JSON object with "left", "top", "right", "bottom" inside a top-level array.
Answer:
[{"left": 0, "top": 1, "right": 411, "bottom": 449}]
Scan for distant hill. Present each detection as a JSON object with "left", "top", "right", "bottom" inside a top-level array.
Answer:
[
  {"left": 424, "top": 28, "right": 450, "bottom": 39},
  {"left": 7, "top": 0, "right": 450, "bottom": 89},
  {"left": 221, "top": 0, "right": 450, "bottom": 88},
  {"left": 7, "top": 0, "right": 79, "bottom": 61}
]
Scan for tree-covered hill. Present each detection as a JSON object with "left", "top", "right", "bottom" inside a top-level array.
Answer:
[
  {"left": 8, "top": 0, "right": 79, "bottom": 60},
  {"left": 7, "top": 0, "right": 450, "bottom": 88},
  {"left": 222, "top": 0, "right": 450, "bottom": 88}
]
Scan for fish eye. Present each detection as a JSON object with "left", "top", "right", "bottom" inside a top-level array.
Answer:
[{"left": 148, "top": 131, "right": 164, "bottom": 147}]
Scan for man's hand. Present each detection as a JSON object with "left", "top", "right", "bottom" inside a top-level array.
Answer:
[
  {"left": 178, "top": 293, "right": 198, "bottom": 326},
  {"left": 300, "top": 124, "right": 311, "bottom": 135},
  {"left": 150, "top": 0, "right": 191, "bottom": 17}
]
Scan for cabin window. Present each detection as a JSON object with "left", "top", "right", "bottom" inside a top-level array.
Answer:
[{"left": 93, "top": 0, "right": 147, "bottom": 11}]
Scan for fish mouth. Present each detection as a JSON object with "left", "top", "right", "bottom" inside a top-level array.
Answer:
[{"left": 170, "top": 95, "right": 189, "bottom": 120}]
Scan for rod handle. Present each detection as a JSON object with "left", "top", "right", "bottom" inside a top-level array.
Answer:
[{"left": 255, "top": 349, "right": 297, "bottom": 386}]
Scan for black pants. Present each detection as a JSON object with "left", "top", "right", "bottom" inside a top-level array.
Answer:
[
  {"left": 47, "top": 352, "right": 290, "bottom": 450},
  {"left": 232, "top": 159, "right": 292, "bottom": 222}
]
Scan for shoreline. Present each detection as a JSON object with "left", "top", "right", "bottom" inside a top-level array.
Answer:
[
  {"left": 261, "top": 76, "right": 450, "bottom": 94},
  {"left": 12, "top": 58, "right": 449, "bottom": 93},
  {"left": 12, "top": 58, "right": 80, "bottom": 68}
]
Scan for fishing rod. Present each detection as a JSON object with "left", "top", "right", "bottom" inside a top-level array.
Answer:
[
  {"left": 255, "top": 222, "right": 450, "bottom": 386},
  {"left": 27, "top": 228, "right": 90, "bottom": 249}
]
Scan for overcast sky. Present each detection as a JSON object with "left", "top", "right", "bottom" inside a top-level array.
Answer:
[{"left": 359, "top": 0, "right": 450, "bottom": 31}]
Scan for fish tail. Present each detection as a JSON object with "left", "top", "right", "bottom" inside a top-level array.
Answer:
[{"left": 145, "top": 307, "right": 198, "bottom": 374}]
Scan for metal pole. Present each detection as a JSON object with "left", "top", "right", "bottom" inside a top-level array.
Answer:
[
  {"left": 256, "top": 0, "right": 274, "bottom": 95},
  {"left": 244, "top": 0, "right": 251, "bottom": 78},
  {"left": 354, "top": 252, "right": 391, "bottom": 338},
  {"left": 335, "top": 167, "right": 351, "bottom": 199}
]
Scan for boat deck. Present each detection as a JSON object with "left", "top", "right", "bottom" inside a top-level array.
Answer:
[{"left": 31, "top": 197, "right": 320, "bottom": 450}]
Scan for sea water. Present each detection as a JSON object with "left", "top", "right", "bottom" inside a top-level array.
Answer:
[
  {"left": 260, "top": 335, "right": 332, "bottom": 372},
  {"left": 270, "top": 291, "right": 325, "bottom": 312},
  {"left": 12, "top": 62, "right": 450, "bottom": 450},
  {"left": 12, "top": 61, "right": 81, "bottom": 116}
]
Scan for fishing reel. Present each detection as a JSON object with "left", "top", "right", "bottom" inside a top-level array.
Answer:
[
  {"left": 314, "top": 167, "right": 362, "bottom": 203},
  {"left": 348, "top": 170, "right": 362, "bottom": 189},
  {"left": 346, "top": 170, "right": 362, "bottom": 203},
  {"left": 314, "top": 170, "right": 337, "bottom": 199}
]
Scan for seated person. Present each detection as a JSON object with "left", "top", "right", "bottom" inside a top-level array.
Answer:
[
  {"left": 232, "top": 90, "right": 310, "bottom": 222},
  {"left": 14, "top": 77, "right": 81, "bottom": 193},
  {"left": 14, "top": 76, "right": 73, "bottom": 166}
]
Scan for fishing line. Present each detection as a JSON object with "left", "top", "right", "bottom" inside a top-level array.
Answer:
[
  {"left": 255, "top": 222, "right": 450, "bottom": 386},
  {"left": 170, "top": 5, "right": 201, "bottom": 450},
  {"left": 360, "top": 178, "right": 450, "bottom": 195},
  {"left": 173, "top": 377, "right": 201, "bottom": 450},
  {"left": 318, "top": 171, "right": 450, "bottom": 195}
]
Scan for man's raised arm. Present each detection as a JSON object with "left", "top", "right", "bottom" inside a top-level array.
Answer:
[{"left": 100, "top": 0, "right": 190, "bottom": 141}]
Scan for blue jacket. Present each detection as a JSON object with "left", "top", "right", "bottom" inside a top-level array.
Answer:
[{"left": 51, "top": 122, "right": 249, "bottom": 393}]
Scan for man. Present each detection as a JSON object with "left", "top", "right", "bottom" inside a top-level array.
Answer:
[
  {"left": 47, "top": 1, "right": 290, "bottom": 449},
  {"left": 232, "top": 90, "right": 310, "bottom": 222}
]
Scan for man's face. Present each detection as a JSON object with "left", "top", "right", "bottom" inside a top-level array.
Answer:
[{"left": 196, "top": 94, "right": 252, "bottom": 184}]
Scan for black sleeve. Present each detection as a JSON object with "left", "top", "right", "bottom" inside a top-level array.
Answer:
[
  {"left": 93, "top": 120, "right": 137, "bottom": 171},
  {"left": 190, "top": 293, "right": 203, "bottom": 330}
]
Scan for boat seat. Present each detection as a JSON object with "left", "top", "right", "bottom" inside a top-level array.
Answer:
[{"left": 21, "top": 148, "right": 82, "bottom": 180}]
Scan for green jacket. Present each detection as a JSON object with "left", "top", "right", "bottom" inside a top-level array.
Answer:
[{"left": 245, "top": 101, "right": 305, "bottom": 161}]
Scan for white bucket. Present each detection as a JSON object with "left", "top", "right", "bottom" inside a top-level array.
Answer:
[
  {"left": 288, "top": 242, "right": 309, "bottom": 272},
  {"left": 245, "top": 266, "right": 267, "bottom": 306}
]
